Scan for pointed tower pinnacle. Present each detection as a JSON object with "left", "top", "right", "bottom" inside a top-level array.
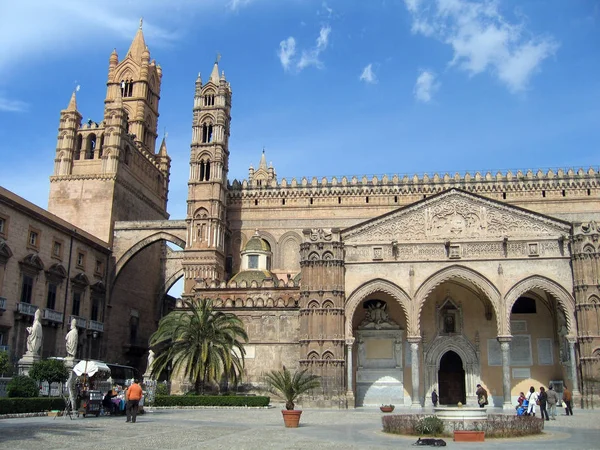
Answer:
[
  {"left": 127, "top": 18, "right": 147, "bottom": 62},
  {"left": 210, "top": 54, "right": 220, "bottom": 83},
  {"left": 158, "top": 136, "right": 168, "bottom": 156},
  {"left": 259, "top": 149, "right": 267, "bottom": 169},
  {"left": 67, "top": 90, "right": 78, "bottom": 111}
]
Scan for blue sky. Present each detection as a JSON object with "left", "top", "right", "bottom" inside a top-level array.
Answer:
[{"left": 1, "top": 0, "right": 599, "bottom": 222}]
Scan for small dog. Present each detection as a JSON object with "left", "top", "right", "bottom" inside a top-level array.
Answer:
[{"left": 413, "top": 437, "right": 447, "bottom": 447}]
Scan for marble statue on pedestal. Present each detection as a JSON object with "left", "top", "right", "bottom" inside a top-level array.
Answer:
[
  {"left": 26, "top": 309, "right": 43, "bottom": 356},
  {"left": 65, "top": 318, "right": 78, "bottom": 358}
]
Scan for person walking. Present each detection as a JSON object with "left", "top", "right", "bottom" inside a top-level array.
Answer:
[
  {"left": 126, "top": 379, "right": 143, "bottom": 423},
  {"left": 476, "top": 384, "right": 488, "bottom": 408},
  {"left": 539, "top": 386, "right": 549, "bottom": 421},
  {"left": 526, "top": 386, "right": 538, "bottom": 416},
  {"left": 546, "top": 384, "right": 559, "bottom": 420},
  {"left": 432, "top": 389, "right": 438, "bottom": 407},
  {"left": 562, "top": 385, "right": 573, "bottom": 416}
]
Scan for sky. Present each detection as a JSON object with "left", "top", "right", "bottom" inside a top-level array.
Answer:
[{"left": 0, "top": 1, "right": 599, "bottom": 260}]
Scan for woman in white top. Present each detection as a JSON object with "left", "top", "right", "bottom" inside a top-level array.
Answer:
[{"left": 527, "top": 386, "right": 539, "bottom": 416}]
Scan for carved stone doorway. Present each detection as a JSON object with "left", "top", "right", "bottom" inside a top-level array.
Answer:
[{"left": 438, "top": 351, "right": 466, "bottom": 405}]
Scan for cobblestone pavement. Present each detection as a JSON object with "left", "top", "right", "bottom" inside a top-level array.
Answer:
[{"left": 0, "top": 406, "right": 598, "bottom": 450}]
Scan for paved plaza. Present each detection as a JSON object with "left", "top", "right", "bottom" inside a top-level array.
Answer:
[{"left": 0, "top": 406, "right": 598, "bottom": 450}]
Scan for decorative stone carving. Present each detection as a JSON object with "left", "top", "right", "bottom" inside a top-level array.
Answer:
[
  {"left": 309, "top": 228, "right": 332, "bottom": 241},
  {"left": 360, "top": 300, "right": 398, "bottom": 329},
  {"left": 342, "top": 189, "right": 570, "bottom": 244}
]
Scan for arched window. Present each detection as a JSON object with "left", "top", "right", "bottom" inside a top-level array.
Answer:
[
  {"left": 199, "top": 159, "right": 211, "bottom": 181},
  {"left": 97, "top": 135, "right": 104, "bottom": 158},
  {"left": 199, "top": 161, "right": 205, "bottom": 181},
  {"left": 202, "top": 123, "right": 214, "bottom": 143},
  {"left": 121, "top": 79, "right": 134, "bottom": 98},
  {"left": 74, "top": 135, "right": 82, "bottom": 160},
  {"left": 205, "top": 161, "right": 211, "bottom": 180},
  {"left": 124, "top": 146, "right": 130, "bottom": 165},
  {"left": 85, "top": 134, "right": 96, "bottom": 159}
]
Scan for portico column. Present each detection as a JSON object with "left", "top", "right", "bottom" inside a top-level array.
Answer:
[
  {"left": 408, "top": 337, "right": 421, "bottom": 407},
  {"left": 346, "top": 338, "right": 355, "bottom": 408},
  {"left": 497, "top": 336, "right": 513, "bottom": 410},
  {"left": 567, "top": 337, "right": 580, "bottom": 394}
]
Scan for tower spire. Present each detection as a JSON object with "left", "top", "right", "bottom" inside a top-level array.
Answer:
[
  {"left": 210, "top": 54, "right": 220, "bottom": 83},
  {"left": 127, "top": 19, "right": 147, "bottom": 62},
  {"left": 67, "top": 88, "right": 79, "bottom": 111}
]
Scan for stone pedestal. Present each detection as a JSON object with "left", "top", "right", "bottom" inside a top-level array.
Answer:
[{"left": 17, "top": 353, "right": 40, "bottom": 376}]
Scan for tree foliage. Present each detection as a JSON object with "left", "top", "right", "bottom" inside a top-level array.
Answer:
[
  {"left": 29, "top": 359, "right": 69, "bottom": 388},
  {"left": 0, "top": 351, "right": 9, "bottom": 376},
  {"left": 264, "top": 366, "right": 321, "bottom": 410},
  {"left": 150, "top": 299, "right": 248, "bottom": 394}
]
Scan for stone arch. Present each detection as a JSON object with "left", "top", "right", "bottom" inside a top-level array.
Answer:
[
  {"left": 307, "top": 351, "right": 319, "bottom": 360},
  {"left": 505, "top": 275, "right": 577, "bottom": 335},
  {"left": 415, "top": 265, "right": 501, "bottom": 335},
  {"left": 114, "top": 231, "right": 186, "bottom": 280},
  {"left": 322, "top": 350, "right": 334, "bottom": 360},
  {"left": 424, "top": 334, "right": 481, "bottom": 401},
  {"left": 308, "top": 300, "right": 319, "bottom": 309},
  {"left": 345, "top": 278, "right": 412, "bottom": 337},
  {"left": 276, "top": 230, "right": 302, "bottom": 271}
]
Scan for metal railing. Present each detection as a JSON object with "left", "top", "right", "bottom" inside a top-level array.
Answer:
[
  {"left": 17, "top": 302, "right": 38, "bottom": 316},
  {"left": 42, "top": 308, "right": 63, "bottom": 323},
  {"left": 88, "top": 320, "right": 104, "bottom": 332},
  {"left": 0, "top": 297, "right": 6, "bottom": 311},
  {"left": 70, "top": 315, "right": 87, "bottom": 329}
]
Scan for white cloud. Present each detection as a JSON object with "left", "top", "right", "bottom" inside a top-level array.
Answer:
[
  {"left": 228, "top": 0, "right": 253, "bottom": 11},
  {"left": 297, "top": 26, "right": 331, "bottom": 70},
  {"left": 359, "top": 63, "right": 378, "bottom": 84},
  {"left": 0, "top": 1, "right": 225, "bottom": 78},
  {"left": 0, "top": 94, "right": 28, "bottom": 112},
  {"left": 414, "top": 70, "right": 439, "bottom": 103},
  {"left": 278, "top": 37, "right": 297, "bottom": 71},
  {"left": 404, "top": 0, "right": 558, "bottom": 92}
]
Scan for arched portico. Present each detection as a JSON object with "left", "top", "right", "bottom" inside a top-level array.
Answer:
[
  {"left": 415, "top": 265, "right": 502, "bottom": 336},
  {"left": 345, "top": 278, "right": 413, "bottom": 337}
]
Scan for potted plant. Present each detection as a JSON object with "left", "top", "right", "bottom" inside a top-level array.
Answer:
[
  {"left": 380, "top": 404, "right": 395, "bottom": 413},
  {"left": 264, "top": 366, "right": 320, "bottom": 428}
]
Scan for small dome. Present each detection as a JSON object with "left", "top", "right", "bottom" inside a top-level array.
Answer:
[
  {"left": 230, "top": 270, "right": 278, "bottom": 286},
  {"left": 244, "top": 234, "right": 271, "bottom": 252}
]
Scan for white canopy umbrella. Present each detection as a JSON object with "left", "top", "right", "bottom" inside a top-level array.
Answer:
[{"left": 73, "top": 360, "right": 110, "bottom": 377}]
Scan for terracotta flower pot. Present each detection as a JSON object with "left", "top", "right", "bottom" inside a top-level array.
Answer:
[
  {"left": 453, "top": 431, "right": 485, "bottom": 442},
  {"left": 380, "top": 405, "right": 395, "bottom": 413},
  {"left": 282, "top": 409, "right": 303, "bottom": 428}
]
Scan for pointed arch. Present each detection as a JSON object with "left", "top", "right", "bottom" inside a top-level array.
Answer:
[
  {"left": 505, "top": 275, "right": 576, "bottom": 335},
  {"left": 415, "top": 265, "right": 501, "bottom": 335},
  {"left": 114, "top": 231, "right": 186, "bottom": 280},
  {"left": 345, "top": 278, "right": 412, "bottom": 337}
]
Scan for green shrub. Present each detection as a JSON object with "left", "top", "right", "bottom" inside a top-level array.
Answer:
[
  {"left": 7, "top": 376, "right": 39, "bottom": 398},
  {"left": 415, "top": 416, "right": 445, "bottom": 435},
  {"left": 0, "top": 398, "right": 63, "bottom": 415},
  {"left": 155, "top": 395, "right": 270, "bottom": 407},
  {"left": 155, "top": 383, "right": 169, "bottom": 396}
]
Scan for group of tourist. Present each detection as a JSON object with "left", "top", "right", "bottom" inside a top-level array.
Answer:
[
  {"left": 430, "top": 382, "right": 575, "bottom": 420},
  {"left": 516, "top": 384, "right": 573, "bottom": 419},
  {"left": 101, "top": 379, "right": 144, "bottom": 423}
]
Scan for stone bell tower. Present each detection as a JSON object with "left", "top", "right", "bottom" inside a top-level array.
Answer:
[
  {"left": 183, "top": 58, "right": 232, "bottom": 291},
  {"left": 299, "top": 228, "right": 347, "bottom": 407},
  {"left": 48, "top": 21, "right": 169, "bottom": 244}
]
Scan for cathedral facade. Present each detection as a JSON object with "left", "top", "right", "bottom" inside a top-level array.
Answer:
[{"left": 1, "top": 25, "right": 599, "bottom": 408}]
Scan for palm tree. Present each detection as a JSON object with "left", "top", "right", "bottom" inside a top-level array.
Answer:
[
  {"left": 150, "top": 299, "right": 248, "bottom": 394},
  {"left": 264, "top": 366, "right": 321, "bottom": 410}
]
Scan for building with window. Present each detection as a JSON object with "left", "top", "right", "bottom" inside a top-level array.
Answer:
[
  {"left": 2, "top": 23, "right": 599, "bottom": 409},
  {"left": 0, "top": 187, "right": 110, "bottom": 362}
]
